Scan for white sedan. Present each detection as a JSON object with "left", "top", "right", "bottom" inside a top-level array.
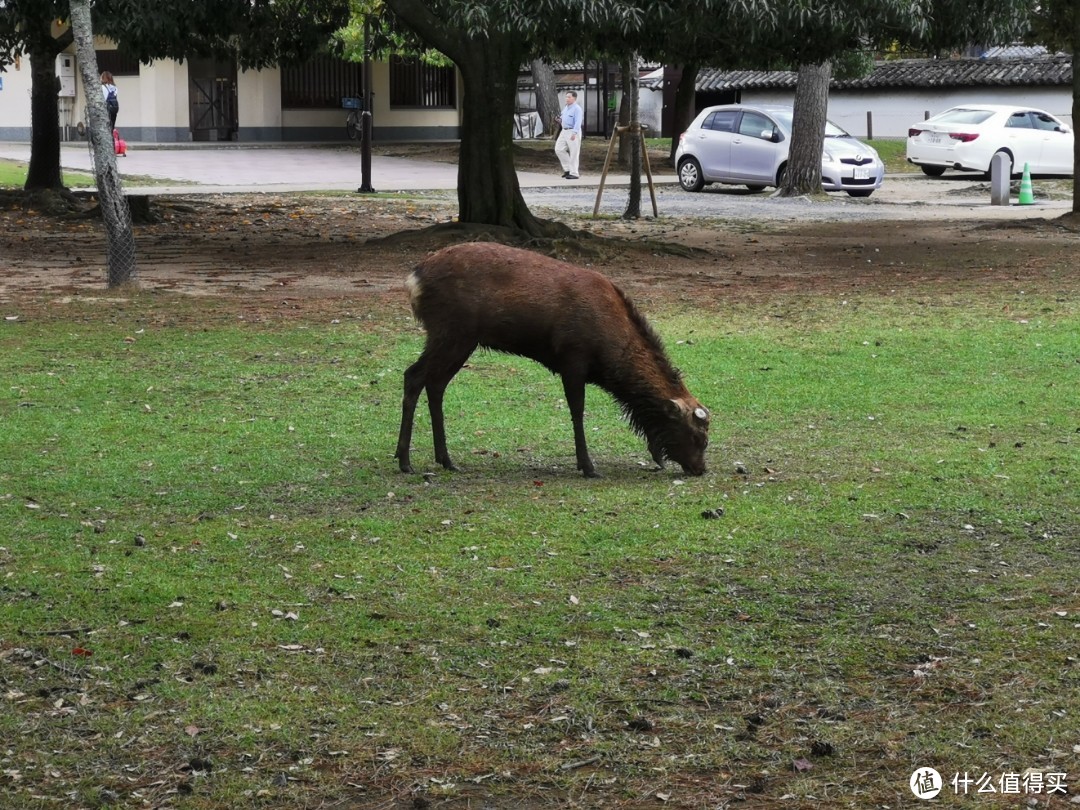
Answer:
[{"left": 906, "top": 104, "right": 1073, "bottom": 177}]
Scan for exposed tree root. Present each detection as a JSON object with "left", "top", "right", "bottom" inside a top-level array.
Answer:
[
  {"left": 0, "top": 187, "right": 83, "bottom": 216},
  {"left": 363, "top": 219, "right": 707, "bottom": 262},
  {"left": 0, "top": 187, "right": 157, "bottom": 224},
  {"left": 1055, "top": 210, "right": 1080, "bottom": 230}
]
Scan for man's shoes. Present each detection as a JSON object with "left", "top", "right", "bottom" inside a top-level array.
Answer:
[
  {"left": 566, "top": 174, "right": 579, "bottom": 180},
  {"left": 562, "top": 171, "right": 570, "bottom": 178}
]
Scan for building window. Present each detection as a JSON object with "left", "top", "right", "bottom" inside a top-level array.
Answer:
[
  {"left": 95, "top": 50, "right": 140, "bottom": 77},
  {"left": 281, "top": 55, "right": 364, "bottom": 109},
  {"left": 389, "top": 56, "right": 456, "bottom": 109}
]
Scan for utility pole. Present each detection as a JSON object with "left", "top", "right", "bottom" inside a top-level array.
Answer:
[{"left": 357, "top": 16, "right": 375, "bottom": 194}]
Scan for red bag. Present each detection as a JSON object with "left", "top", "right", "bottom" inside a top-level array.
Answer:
[{"left": 113, "top": 129, "right": 127, "bottom": 157}]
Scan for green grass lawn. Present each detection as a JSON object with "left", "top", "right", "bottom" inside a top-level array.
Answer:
[
  {"left": 1, "top": 287, "right": 1077, "bottom": 807},
  {"left": 0, "top": 158, "right": 97, "bottom": 189},
  {"left": 869, "top": 137, "right": 910, "bottom": 173},
  {"left": 0, "top": 158, "right": 187, "bottom": 190}
]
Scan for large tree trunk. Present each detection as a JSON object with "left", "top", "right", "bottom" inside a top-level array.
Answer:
[
  {"left": 454, "top": 38, "right": 549, "bottom": 234},
  {"left": 70, "top": 0, "right": 138, "bottom": 288},
  {"left": 530, "top": 59, "right": 559, "bottom": 138},
  {"left": 777, "top": 61, "right": 832, "bottom": 198},
  {"left": 668, "top": 63, "right": 699, "bottom": 167},
  {"left": 386, "top": 0, "right": 555, "bottom": 235},
  {"left": 25, "top": 42, "right": 66, "bottom": 191},
  {"left": 1072, "top": 18, "right": 1079, "bottom": 215}
]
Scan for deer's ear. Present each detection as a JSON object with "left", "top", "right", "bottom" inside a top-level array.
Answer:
[{"left": 666, "top": 398, "right": 687, "bottom": 418}]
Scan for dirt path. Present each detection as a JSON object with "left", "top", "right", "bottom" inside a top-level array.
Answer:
[{"left": 1, "top": 189, "right": 1078, "bottom": 311}]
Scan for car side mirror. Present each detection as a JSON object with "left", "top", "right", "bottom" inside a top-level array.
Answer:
[{"left": 1057, "top": 125, "right": 1072, "bottom": 134}]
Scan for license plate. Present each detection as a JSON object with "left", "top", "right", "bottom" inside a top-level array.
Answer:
[
  {"left": 854, "top": 167, "right": 870, "bottom": 180},
  {"left": 927, "top": 133, "right": 942, "bottom": 144}
]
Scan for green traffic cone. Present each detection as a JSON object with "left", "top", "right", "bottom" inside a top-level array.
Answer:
[{"left": 1018, "top": 162, "right": 1034, "bottom": 205}]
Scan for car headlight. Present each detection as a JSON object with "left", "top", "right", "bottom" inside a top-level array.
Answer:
[{"left": 823, "top": 150, "right": 836, "bottom": 163}]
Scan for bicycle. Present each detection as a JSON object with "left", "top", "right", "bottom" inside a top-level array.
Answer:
[{"left": 343, "top": 96, "right": 364, "bottom": 141}]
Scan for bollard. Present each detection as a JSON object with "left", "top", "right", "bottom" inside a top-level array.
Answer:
[{"left": 989, "top": 152, "right": 1011, "bottom": 205}]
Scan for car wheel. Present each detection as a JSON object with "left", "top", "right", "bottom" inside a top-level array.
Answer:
[
  {"left": 920, "top": 165, "right": 947, "bottom": 177},
  {"left": 846, "top": 189, "right": 874, "bottom": 198},
  {"left": 678, "top": 158, "right": 705, "bottom": 192},
  {"left": 775, "top": 164, "right": 787, "bottom": 188},
  {"left": 745, "top": 184, "right": 766, "bottom": 192}
]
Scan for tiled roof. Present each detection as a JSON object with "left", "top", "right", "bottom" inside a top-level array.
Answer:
[
  {"left": 979, "top": 45, "right": 1048, "bottom": 59},
  {"left": 691, "top": 54, "right": 1072, "bottom": 92}
]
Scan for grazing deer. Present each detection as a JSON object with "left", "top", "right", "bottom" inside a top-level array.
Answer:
[{"left": 395, "top": 243, "right": 709, "bottom": 477}]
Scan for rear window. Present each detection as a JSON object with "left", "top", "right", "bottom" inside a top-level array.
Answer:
[
  {"left": 701, "top": 110, "right": 738, "bottom": 132},
  {"left": 929, "top": 108, "right": 996, "bottom": 125}
]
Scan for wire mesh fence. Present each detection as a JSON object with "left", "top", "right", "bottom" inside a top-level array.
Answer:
[{"left": 86, "top": 125, "right": 138, "bottom": 287}]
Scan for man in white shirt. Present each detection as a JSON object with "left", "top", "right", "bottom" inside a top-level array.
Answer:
[{"left": 554, "top": 91, "right": 583, "bottom": 180}]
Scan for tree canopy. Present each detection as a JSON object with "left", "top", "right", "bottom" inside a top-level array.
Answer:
[{"left": 1, "top": 0, "right": 350, "bottom": 191}]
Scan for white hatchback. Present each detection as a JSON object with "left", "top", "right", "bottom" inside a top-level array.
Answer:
[
  {"left": 674, "top": 103, "right": 884, "bottom": 197},
  {"left": 906, "top": 104, "right": 1074, "bottom": 177}
]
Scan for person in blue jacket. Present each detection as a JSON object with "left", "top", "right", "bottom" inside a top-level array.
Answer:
[{"left": 554, "top": 91, "right": 583, "bottom": 180}]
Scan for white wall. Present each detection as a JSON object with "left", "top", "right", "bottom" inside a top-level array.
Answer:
[
  {"left": 739, "top": 87, "right": 1074, "bottom": 139},
  {"left": 0, "top": 54, "right": 34, "bottom": 139}
]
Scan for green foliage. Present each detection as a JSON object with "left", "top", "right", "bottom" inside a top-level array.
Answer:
[
  {"left": 832, "top": 49, "right": 874, "bottom": 80},
  {"left": 0, "top": 0, "right": 72, "bottom": 69},
  {"left": 1026, "top": 0, "right": 1075, "bottom": 53},
  {"left": 0, "top": 1, "right": 351, "bottom": 71},
  {"left": 95, "top": 0, "right": 351, "bottom": 68}
]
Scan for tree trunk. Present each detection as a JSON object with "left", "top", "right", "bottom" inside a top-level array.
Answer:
[
  {"left": 777, "top": 61, "right": 832, "bottom": 198},
  {"left": 1072, "top": 17, "right": 1079, "bottom": 214},
  {"left": 70, "top": 0, "right": 138, "bottom": 288},
  {"left": 623, "top": 54, "right": 642, "bottom": 220},
  {"left": 668, "top": 63, "right": 699, "bottom": 167},
  {"left": 617, "top": 56, "right": 633, "bottom": 167},
  {"left": 530, "top": 59, "right": 559, "bottom": 138},
  {"left": 25, "top": 44, "right": 65, "bottom": 191},
  {"left": 385, "top": 0, "right": 555, "bottom": 235},
  {"left": 454, "top": 40, "right": 550, "bottom": 234}
]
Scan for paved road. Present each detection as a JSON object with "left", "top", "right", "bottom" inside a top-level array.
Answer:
[
  {"left": 0, "top": 141, "right": 1068, "bottom": 222},
  {"left": 0, "top": 141, "right": 659, "bottom": 194}
]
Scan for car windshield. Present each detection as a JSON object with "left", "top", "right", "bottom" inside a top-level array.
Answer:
[
  {"left": 928, "top": 108, "right": 996, "bottom": 125},
  {"left": 771, "top": 110, "right": 851, "bottom": 137}
]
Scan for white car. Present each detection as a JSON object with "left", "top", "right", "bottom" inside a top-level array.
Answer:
[
  {"left": 906, "top": 104, "right": 1074, "bottom": 177},
  {"left": 674, "top": 103, "right": 884, "bottom": 197}
]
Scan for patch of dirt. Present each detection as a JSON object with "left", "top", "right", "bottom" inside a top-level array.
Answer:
[{"left": 1, "top": 185, "right": 1078, "bottom": 315}]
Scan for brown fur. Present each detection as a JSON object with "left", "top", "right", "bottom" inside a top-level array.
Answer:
[{"left": 395, "top": 243, "right": 710, "bottom": 477}]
